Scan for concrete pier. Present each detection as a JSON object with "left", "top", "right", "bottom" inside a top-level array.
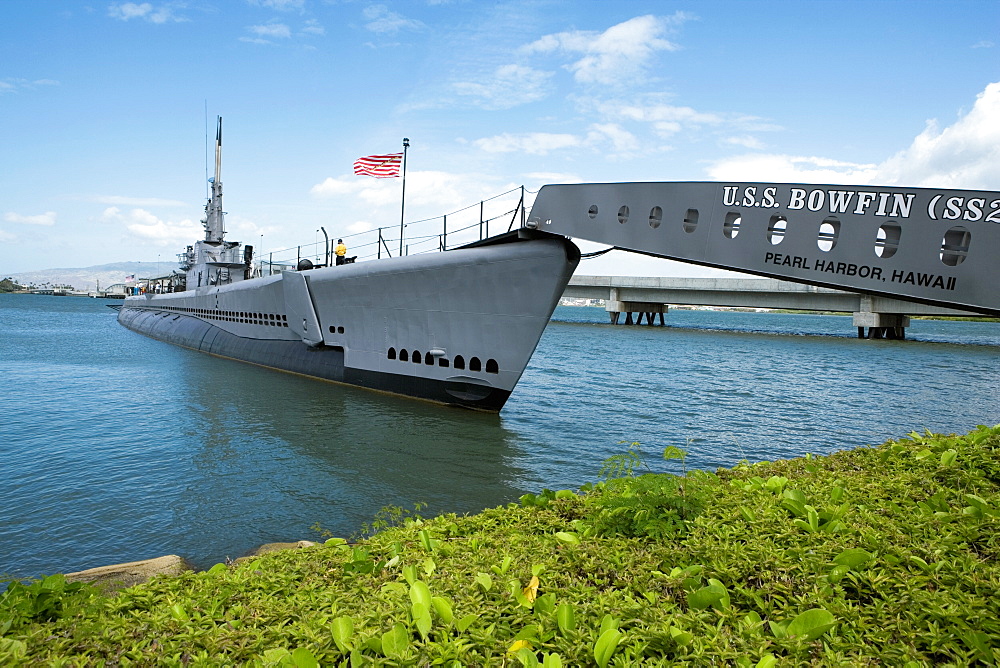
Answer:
[{"left": 565, "top": 276, "right": 980, "bottom": 338}]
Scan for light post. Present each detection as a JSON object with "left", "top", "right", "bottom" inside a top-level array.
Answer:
[{"left": 399, "top": 137, "right": 409, "bottom": 256}]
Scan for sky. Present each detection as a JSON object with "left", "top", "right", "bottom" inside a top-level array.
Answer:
[{"left": 1, "top": 0, "right": 998, "bottom": 278}]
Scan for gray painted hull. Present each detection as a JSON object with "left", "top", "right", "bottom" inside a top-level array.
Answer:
[{"left": 118, "top": 231, "right": 579, "bottom": 411}]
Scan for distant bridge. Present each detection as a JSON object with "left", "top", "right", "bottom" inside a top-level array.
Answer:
[{"left": 563, "top": 275, "right": 981, "bottom": 339}]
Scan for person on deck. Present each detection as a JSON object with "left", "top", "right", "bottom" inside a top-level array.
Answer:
[{"left": 335, "top": 239, "right": 347, "bottom": 265}]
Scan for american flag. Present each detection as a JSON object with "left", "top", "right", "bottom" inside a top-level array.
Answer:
[{"left": 353, "top": 153, "right": 403, "bottom": 178}]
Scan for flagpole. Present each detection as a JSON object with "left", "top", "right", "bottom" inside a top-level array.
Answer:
[{"left": 400, "top": 137, "right": 409, "bottom": 256}]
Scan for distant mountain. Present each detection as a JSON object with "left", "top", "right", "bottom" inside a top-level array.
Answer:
[{"left": 6, "top": 262, "right": 170, "bottom": 291}]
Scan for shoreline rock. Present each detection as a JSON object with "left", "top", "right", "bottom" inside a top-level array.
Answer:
[
  {"left": 65, "top": 555, "right": 194, "bottom": 591},
  {"left": 61, "top": 541, "right": 319, "bottom": 590}
]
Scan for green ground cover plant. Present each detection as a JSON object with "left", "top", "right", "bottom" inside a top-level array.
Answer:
[{"left": 2, "top": 425, "right": 998, "bottom": 665}]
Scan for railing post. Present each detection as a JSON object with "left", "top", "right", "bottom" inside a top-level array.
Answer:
[
  {"left": 480, "top": 200, "right": 484, "bottom": 240},
  {"left": 521, "top": 185, "right": 525, "bottom": 228},
  {"left": 443, "top": 214, "right": 447, "bottom": 251},
  {"left": 378, "top": 229, "right": 382, "bottom": 259}
]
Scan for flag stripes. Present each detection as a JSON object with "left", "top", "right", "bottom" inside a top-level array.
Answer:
[{"left": 353, "top": 153, "right": 403, "bottom": 178}]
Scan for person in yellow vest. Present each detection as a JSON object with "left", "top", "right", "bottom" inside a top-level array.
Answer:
[{"left": 335, "top": 239, "right": 347, "bottom": 265}]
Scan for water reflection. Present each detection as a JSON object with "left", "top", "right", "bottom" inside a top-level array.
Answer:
[{"left": 171, "top": 349, "right": 528, "bottom": 566}]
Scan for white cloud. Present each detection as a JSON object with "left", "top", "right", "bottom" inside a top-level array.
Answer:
[
  {"left": 706, "top": 154, "right": 879, "bottom": 184},
  {"left": 107, "top": 2, "right": 186, "bottom": 24},
  {"left": 875, "top": 81, "right": 1000, "bottom": 189},
  {"left": 473, "top": 124, "right": 640, "bottom": 157},
  {"left": 453, "top": 64, "right": 553, "bottom": 110},
  {"left": 4, "top": 211, "right": 57, "bottom": 226},
  {"left": 301, "top": 19, "right": 325, "bottom": 36},
  {"left": 363, "top": 5, "right": 423, "bottom": 35},
  {"left": 247, "top": 0, "right": 304, "bottom": 10},
  {"left": 522, "top": 14, "right": 691, "bottom": 86},
  {"left": 247, "top": 23, "right": 292, "bottom": 39},
  {"left": 100, "top": 207, "right": 202, "bottom": 246},
  {"left": 585, "top": 123, "right": 639, "bottom": 154},
  {"left": 474, "top": 132, "right": 581, "bottom": 155},
  {"left": 94, "top": 195, "right": 187, "bottom": 207},
  {"left": 706, "top": 81, "right": 1000, "bottom": 190},
  {"left": 0, "top": 229, "right": 16, "bottom": 242},
  {"left": 1, "top": 78, "right": 60, "bottom": 94},
  {"left": 723, "top": 136, "right": 766, "bottom": 150},
  {"left": 347, "top": 221, "right": 373, "bottom": 234}
]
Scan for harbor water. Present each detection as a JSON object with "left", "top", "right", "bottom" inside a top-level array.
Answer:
[{"left": 2, "top": 293, "right": 999, "bottom": 580}]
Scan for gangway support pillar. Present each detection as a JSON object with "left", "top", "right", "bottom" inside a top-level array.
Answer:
[{"left": 853, "top": 295, "right": 909, "bottom": 340}]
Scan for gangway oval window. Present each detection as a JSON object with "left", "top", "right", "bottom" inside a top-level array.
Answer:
[
  {"left": 412, "top": 350, "right": 422, "bottom": 364},
  {"left": 723, "top": 212, "right": 741, "bottom": 239},
  {"left": 875, "top": 222, "right": 901, "bottom": 258},
  {"left": 618, "top": 206, "right": 630, "bottom": 224},
  {"left": 387, "top": 347, "right": 396, "bottom": 360},
  {"left": 767, "top": 215, "right": 787, "bottom": 245},
  {"left": 817, "top": 217, "right": 841, "bottom": 252},
  {"left": 683, "top": 209, "right": 699, "bottom": 233},
  {"left": 648, "top": 206, "right": 662, "bottom": 229},
  {"left": 588, "top": 205, "right": 598, "bottom": 219},
  {"left": 399, "top": 349, "right": 409, "bottom": 362},
  {"left": 470, "top": 356, "right": 482, "bottom": 372},
  {"left": 486, "top": 358, "right": 499, "bottom": 373},
  {"left": 454, "top": 355, "right": 465, "bottom": 370},
  {"left": 940, "top": 226, "right": 971, "bottom": 266}
]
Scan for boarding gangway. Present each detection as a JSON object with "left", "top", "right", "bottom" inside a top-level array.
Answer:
[{"left": 528, "top": 182, "right": 1000, "bottom": 317}]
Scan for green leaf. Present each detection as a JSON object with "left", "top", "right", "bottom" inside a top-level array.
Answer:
[
  {"left": 168, "top": 603, "right": 189, "bottom": 622},
  {"left": 456, "top": 614, "right": 478, "bottom": 633},
  {"left": 668, "top": 626, "right": 693, "bottom": 647},
  {"left": 786, "top": 608, "right": 836, "bottom": 641},
  {"left": 688, "top": 582, "right": 730, "bottom": 610},
  {"left": 515, "top": 647, "right": 539, "bottom": 667},
  {"left": 756, "top": 654, "right": 778, "bottom": 668},
  {"left": 514, "top": 625, "right": 540, "bottom": 641},
  {"left": 554, "top": 531, "right": 580, "bottom": 545},
  {"left": 409, "top": 580, "right": 432, "bottom": 610},
  {"left": 593, "top": 628, "right": 623, "bottom": 668},
  {"left": 533, "top": 592, "right": 556, "bottom": 616},
  {"left": 940, "top": 449, "right": 958, "bottom": 466},
  {"left": 411, "top": 602, "right": 432, "bottom": 639},
  {"left": 262, "top": 648, "right": 291, "bottom": 662},
  {"left": 599, "top": 614, "right": 619, "bottom": 635},
  {"left": 556, "top": 604, "right": 576, "bottom": 633},
  {"left": 542, "top": 653, "right": 564, "bottom": 668},
  {"left": 330, "top": 616, "right": 355, "bottom": 652},
  {"left": 474, "top": 572, "right": 493, "bottom": 592},
  {"left": 764, "top": 476, "right": 788, "bottom": 493},
  {"left": 290, "top": 647, "right": 319, "bottom": 668},
  {"left": 380, "top": 623, "right": 409, "bottom": 658},
  {"left": 964, "top": 494, "right": 991, "bottom": 513},
  {"left": 418, "top": 529, "right": 437, "bottom": 553},
  {"left": 833, "top": 548, "right": 874, "bottom": 570},
  {"left": 431, "top": 596, "right": 454, "bottom": 625}
]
